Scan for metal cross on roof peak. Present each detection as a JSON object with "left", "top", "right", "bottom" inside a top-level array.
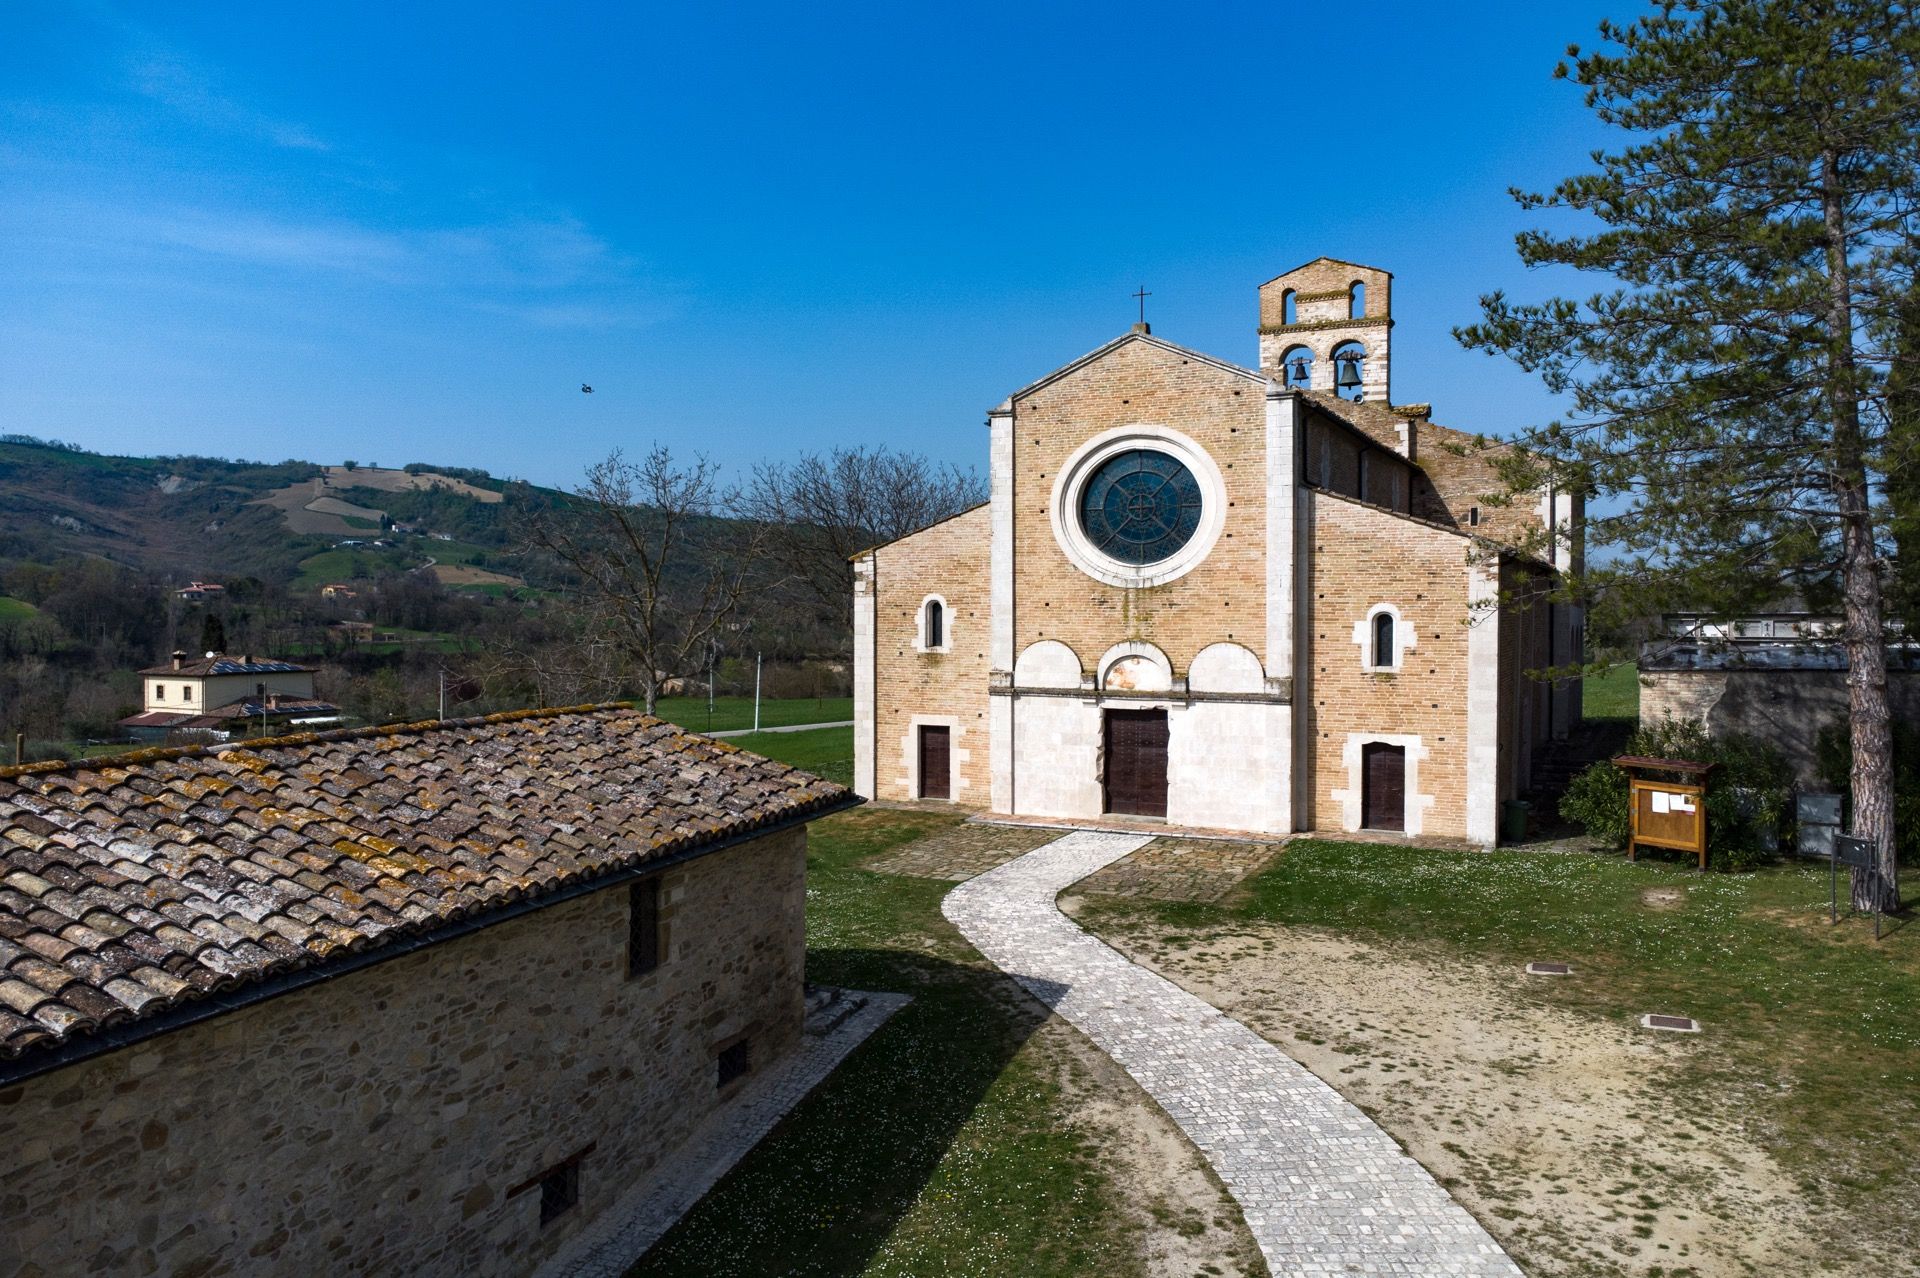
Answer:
[{"left": 1133, "top": 286, "right": 1151, "bottom": 325}]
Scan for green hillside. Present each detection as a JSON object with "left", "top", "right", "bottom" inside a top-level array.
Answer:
[{"left": 0, "top": 435, "right": 561, "bottom": 590}]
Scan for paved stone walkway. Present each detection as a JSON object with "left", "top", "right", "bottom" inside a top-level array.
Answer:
[
  {"left": 706, "top": 719, "right": 853, "bottom": 739},
  {"left": 945, "top": 831, "right": 1522, "bottom": 1277},
  {"left": 539, "top": 989, "right": 910, "bottom": 1278}
]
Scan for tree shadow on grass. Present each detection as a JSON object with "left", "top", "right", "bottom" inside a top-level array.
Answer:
[{"left": 624, "top": 947, "right": 1094, "bottom": 1278}]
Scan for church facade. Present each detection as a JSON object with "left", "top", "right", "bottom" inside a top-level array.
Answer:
[{"left": 852, "top": 258, "right": 1581, "bottom": 845}]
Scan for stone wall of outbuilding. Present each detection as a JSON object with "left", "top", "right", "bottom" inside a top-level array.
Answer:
[
  {"left": 1640, "top": 667, "right": 1920, "bottom": 784},
  {"left": 0, "top": 826, "right": 808, "bottom": 1278}
]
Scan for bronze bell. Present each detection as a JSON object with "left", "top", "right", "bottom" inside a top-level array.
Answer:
[{"left": 1336, "top": 355, "right": 1363, "bottom": 393}]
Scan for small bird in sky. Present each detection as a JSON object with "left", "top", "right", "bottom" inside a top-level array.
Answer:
[{"left": 581, "top": 383, "right": 594, "bottom": 394}]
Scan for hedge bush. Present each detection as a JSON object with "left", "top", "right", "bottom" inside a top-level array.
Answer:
[{"left": 1559, "top": 717, "right": 1792, "bottom": 871}]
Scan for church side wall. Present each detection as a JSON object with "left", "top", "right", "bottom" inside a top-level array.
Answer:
[
  {"left": 0, "top": 829, "right": 808, "bottom": 1278},
  {"left": 871, "top": 504, "right": 992, "bottom": 804},
  {"left": 1305, "top": 493, "right": 1474, "bottom": 839},
  {"left": 1011, "top": 340, "right": 1269, "bottom": 676}
]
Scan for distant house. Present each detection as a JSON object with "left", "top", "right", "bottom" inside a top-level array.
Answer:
[
  {"left": 329, "top": 619, "right": 375, "bottom": 642},
  {"left": 320, "top": 582, "right": 359, "bottom": 600},
  {"left": 0, "top": 706, "right": 853, "bottom": 1277},
  {"left": 117, "top": 651, "right": 342, "bottom": 741},
  {"left": 1641, "top": 613, "right": 1920, "bottom": 781},
  {"left": 173, "top": 581, "right": 224, "bottom": 602}
]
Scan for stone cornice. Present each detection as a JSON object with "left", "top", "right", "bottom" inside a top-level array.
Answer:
[{"left": 1258, "top": 316, "right": 1394, "bottom": 337}]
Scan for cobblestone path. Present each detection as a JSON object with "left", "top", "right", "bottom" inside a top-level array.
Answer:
[{"left": 944, "top": 830, "right": 1522, "bottom": 1277}]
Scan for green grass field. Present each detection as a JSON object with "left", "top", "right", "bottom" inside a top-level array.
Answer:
[
  {"left": 629, "top": 807, "right": 1158, "bottom": 1278},
  {"left": 651, "top": 695, "right": 851, "bottom": 735},
  {"left": 1582, "top": 662, "right": 1639, "bottom": 722},
  {"left": 0, "top": 597, "right": 38, "bottom": 621},
  {"left": 712, "top": 724, "right": 853, "bottom": 789}
]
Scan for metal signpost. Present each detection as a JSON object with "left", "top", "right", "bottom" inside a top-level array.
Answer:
[{"left": 1829, "top": 834, "right": 1886, "bottom": 940}]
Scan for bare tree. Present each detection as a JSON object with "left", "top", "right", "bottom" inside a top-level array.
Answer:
[
  {"left": 746, "top": 445, "right": 986, "bottom": 616},
  {"left": 524, "top": 447, "right": 767, "bottom": 714}
]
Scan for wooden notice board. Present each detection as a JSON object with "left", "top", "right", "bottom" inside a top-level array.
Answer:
[{"left": 1614, "top": 756, "right": 1716, "bottom": 869}]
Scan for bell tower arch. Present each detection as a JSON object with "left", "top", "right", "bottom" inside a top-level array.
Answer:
[{"left": 1257, "top": 258, "right": 1393, "bottom": 404}]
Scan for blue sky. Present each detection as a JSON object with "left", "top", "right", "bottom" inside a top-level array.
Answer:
[{"left": 1, "top": 1, "right": 1620, "bottom": 489}]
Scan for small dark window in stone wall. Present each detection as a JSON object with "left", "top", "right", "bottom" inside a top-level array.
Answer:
[
  {"left": 539, "top": 1161, "right": 580, "bottom": 1226},
  {"left": 1468, "top": 506, "right": 1481, "bottom": 527},
  {"left": 628, "top": 877, "right": 660, "bottom": 978},
  {"left": 1373, "top": 612, "right": 1395, "bottom": 668},
  {"left": 718, "top": 1038, "right": 752, "bottom": 1089},
  {"left": 925, "top": 599, "right": 944, "bottom": 649}
]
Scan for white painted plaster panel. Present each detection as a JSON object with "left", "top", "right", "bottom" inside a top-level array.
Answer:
[
  {"left": 1015, "top": 640, "right": 1083, "bottom": 689},
  {"left": 1188, "top": 642, "right": 1265, "bottom": 694},
  {"left": 853, "top": 556, "right": 876, "bottom": 798}
]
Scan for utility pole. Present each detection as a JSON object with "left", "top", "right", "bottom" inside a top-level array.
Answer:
[
  {"left": 753, "top": 651, "right": 762, "bottom": 735},
  {"left": 438, "top": 669, "right": 447, "bottom": 720}
]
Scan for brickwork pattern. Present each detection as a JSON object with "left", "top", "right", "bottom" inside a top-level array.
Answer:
[
  {"left": 1072, "top": 836, "right": 1286, "bottom": 902},
  {"left": 0, "top": 828, "right": 808, "bottom": 1278},
  {"left": 870, "top": 504, "right": 992, "bottom": 804},
  {"left": 945, "top": 830, "right": 1522, "bottom": 1276},
  {"left": 1305, "top": 492, "right": 1474, "bottom": 838},
  {"left": 1011, "top": 338, "right": 1270, "bottom": 676}
]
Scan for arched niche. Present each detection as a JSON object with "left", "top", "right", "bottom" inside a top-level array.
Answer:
[
  {"left": 1014, "top": 640, "right": 1084, "bottom": 689},
  {"left": 1187, "top": 642, "right": 1265, "bottom": 694},
  {"left": 1096, "top": 640, "right": 1173, "bottom": 693}
]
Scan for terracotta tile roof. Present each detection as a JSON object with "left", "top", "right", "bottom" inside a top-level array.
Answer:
[{"left": 0, "top": 705, "right": 852, "bottom": 1068}]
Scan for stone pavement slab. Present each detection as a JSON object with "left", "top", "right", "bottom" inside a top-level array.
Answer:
[
  {"left": 944, "top": 830, "right": 1522, "bottom": 1277},
  {"left": 538, "top": 989, "right": 909, "bottom": 1278}
]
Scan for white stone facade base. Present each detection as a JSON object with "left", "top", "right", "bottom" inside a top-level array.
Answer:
[
  {"left": 1166, "top": 699, "right": 1292, "bottom": 834},
  {"left": 1011, "top": 694, "right": 1104, "bottom": 819},
  {"left": 1465, "top": 564, "right": 1501, "bottom": 846},
  {"left": 852, "top": 557, "right": 876, "bottom": 799}
]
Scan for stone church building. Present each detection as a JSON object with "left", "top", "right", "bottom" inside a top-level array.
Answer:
[{"left": 853, "top": 257, "right": 1582, "bottom": 845}]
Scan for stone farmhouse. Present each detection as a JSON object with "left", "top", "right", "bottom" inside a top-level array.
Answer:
[
  {"left": 0, "top": 706, "right": 854, "bottom": 1277},
  {"left": 118, "top": 650, "right": 342, "bottom": 741},
  {"left": 853, "top": 257, "right": 1583, "bottom": 845}
]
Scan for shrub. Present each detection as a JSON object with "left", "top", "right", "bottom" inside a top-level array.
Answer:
[
  {"left": 1559, "top": 717, "right": 1792, "bottom": 871},
  {"left": 1813, "top": 718, "right": 1920, "bottom": 865}
]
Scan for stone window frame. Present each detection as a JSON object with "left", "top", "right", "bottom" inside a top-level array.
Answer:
[
  {"left": 1353, "top": 603, "right": 1414, "bottom": 674},
  {"left": 914, "top": 594, "right": 952, "bottom": 654},
  {"left": 1048, "top": 424, "right": 1228, "bottom": 590}
]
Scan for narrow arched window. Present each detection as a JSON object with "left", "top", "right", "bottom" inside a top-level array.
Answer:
[
  {"left": 1282, "top": 289, "right": 1297, "bottom": 324},
  {"left": 925, "top": 599, "right": 944, "bottom": 650},
  {"left": 1373, "top": 611, "right": 1395, "bottom": 668},
  {"left": 1349, "top": 281, "right": 1366, "bottom": 320}
]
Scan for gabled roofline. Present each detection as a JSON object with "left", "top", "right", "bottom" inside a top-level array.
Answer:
[
  {"left": 1258, "top": 256, "right": 1393, "bottom": 289},
  {"left": 995, "top": 331, "right": 1264, "bottom": 411},
  {"left": 848, "top": 500, "right": 990, "bottom": 562}
]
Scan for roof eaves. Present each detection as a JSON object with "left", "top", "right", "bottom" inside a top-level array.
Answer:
[
  {"left": 848, "top": 499, "right": 990, "bottom": 561},
  {"left": 1258, "top": 256, "right": 1392, "bottom": 288},
  {"left": 998, "top": 331, "right": 1262, "bottom": 408}
]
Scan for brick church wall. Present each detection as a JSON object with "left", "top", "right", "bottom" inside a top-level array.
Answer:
[
  {"left": 869, "top": 503, "right": 991, "bottom": 803},
  {"left": 0, "top": 828, "right": 808, "bottom": 1278},
  {"left": 1304, "top": 492, "right": 1474, "bottom": 838},
  {"left": 1011, "top": 339, "right": 1270, "bottom": 677}
]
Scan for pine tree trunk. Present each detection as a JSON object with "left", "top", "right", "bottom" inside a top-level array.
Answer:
[{"left": 1821, "top": 150, "right": 1899, "bottom": 912}]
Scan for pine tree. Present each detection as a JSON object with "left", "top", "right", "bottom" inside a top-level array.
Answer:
[{"left": 1457, "top": 0, "right": 1920, "bottom": 907}]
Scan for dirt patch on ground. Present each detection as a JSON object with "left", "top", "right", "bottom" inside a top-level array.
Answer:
[
  {"left": 320, "top": 465, "right": 502, "bottom": 502},
  {"left": 863, "top": 823, "right": 1059, "bottom": 881},
  {"left": 1033, "top": 1016, "right": 1269, "bottom": 1277},
  {"left": 1077, "top": 919, "right": 1823, "bottom": 1278},
  {"left": 426, "top": 564, "right": 524, "bottom": 588}
]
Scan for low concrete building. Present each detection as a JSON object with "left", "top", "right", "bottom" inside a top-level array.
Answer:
[{"left": 0, "top": 705, "right": 854, "bottom": 1277}]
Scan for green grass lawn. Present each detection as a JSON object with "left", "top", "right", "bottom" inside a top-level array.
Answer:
[
  {"left": 628, "top": 807, "right": 1162, "bottom": 1278},
  {"left": 0, "top": 596, "right": 37, "bottom": 621},
  {"left": 652, "top": 695, "right": 852, "bottom": 735},
  {"left": 1078, "top": 838, "right": 1920, "bottom": 1250},
  {"left": 1582, "top": 662, "right": 1640, "bottom": 722},
  {"left": 714, "top": 724, "right": 854, "bottom": 789}
]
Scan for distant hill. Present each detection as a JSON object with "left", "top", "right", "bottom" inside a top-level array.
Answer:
[{"left": 0, "top": 436, "right": 558, "bottom": 591}]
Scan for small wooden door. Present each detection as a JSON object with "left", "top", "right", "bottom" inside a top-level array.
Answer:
[
  {"left": 918, "top": 726, "right": 951, "bottom": 800},
  {"left": 1362, "top": 742, "right": 1405, "bottom": 831},
  {"left": 1104, "top": 710, "right": 1169, "bottom": 817}
]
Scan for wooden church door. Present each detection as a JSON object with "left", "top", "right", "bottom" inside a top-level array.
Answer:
[
  {"left": 1361, "top": 742, "right": 1405, "bottom": 831},
  {"left": 918, "top": 726, "right": 951, "bottom": 800},
  {"left": 1104, "top": 710, "right": 1169, "bottom": 817}
]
